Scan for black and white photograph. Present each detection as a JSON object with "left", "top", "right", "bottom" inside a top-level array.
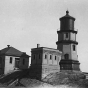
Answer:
[{"left": 0, "top": 0, "right": 87, "bottom": 88}]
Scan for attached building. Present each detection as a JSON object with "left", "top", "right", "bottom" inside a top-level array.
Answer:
[
  {"left": 0, "top": 45, "right": 30, "bottom": 74},
  {"left": 30, "top": 44, "right": 62, "bottom": 79}
]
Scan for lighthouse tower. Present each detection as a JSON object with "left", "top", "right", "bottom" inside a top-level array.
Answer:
[{"left": 56, "top": 11, "right": 80, "bottom": 71}]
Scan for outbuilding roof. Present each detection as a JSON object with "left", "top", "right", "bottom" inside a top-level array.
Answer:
[{"left": 0, "top": 45, "right": 29, "bottom": 57}]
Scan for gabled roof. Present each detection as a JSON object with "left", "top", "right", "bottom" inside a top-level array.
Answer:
[{"left": 0, "top": 45, "right": 29, "bottom": 57}]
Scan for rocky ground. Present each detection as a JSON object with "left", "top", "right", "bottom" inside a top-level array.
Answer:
[
  {"left": 0, "top": 70, "right": 88, "bottom": 88},
  {"left": 42, "top": 70, "right": 88, "bottom": 88}
]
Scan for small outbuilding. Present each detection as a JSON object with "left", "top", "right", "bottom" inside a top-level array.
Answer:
[{"left": 0, "top": 45, "right": 30, "bottom": 74}]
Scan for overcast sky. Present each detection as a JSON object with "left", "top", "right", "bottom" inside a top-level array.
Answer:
[{"left": 0, "top": 0, "right": 88, "bottom": 72}]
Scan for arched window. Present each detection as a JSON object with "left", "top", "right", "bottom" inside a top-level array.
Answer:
[
  {"left": 50, "top": 55, "right": 52, "bottom": 60},
  {"left": 45, "top": 54, "right": 47, "bottom": 59},
  {"left": 55, "top": 56, "right": 57, "bottom": 60},
  {"left": 64, "top": 54, "right": 69, "bottom": 60},
  {"left": 73, "top": 45, "right": 75, "bottom": 51},
  {"left": 10, "top": 57, "right": 12, "bottom": 63},
  {"left": 66, "top": 33, "right": 68, "bottom": 38}
]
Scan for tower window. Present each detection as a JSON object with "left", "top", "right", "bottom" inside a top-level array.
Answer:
[
  {"left": 45, "top": 54, "right": 47, "bottom": 59},
  {"left": 10, "top": 57, "right": 12, "bottom": 63},
  {"left": 73, "top": 45, "right": 75, "bottom": 51},
  {"left": 66, "top": 33, "right": 68, "bottom": 38},
  {"left": 50, "top": 55, "right": 52, "bottom": 60},
  {"left": 64, "top": 54, "right": 69, "bottom": 60},
  {"left": 55, "top": 56, "right": 57, "bottom": 60}
]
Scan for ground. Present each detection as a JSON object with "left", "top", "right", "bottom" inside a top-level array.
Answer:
[{"left": 0, "top": 70, "right": 88, "bottom": 88}]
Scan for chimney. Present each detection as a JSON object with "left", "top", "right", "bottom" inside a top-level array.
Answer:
[
  {"left": 7, "top": 45, "right": 10, "bottom": 48},
  {"left": 37, "top": 44, "right": 40, "bottom": 48}
]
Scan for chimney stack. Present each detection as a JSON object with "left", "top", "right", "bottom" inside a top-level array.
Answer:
[
  {"left": 7, "top": 45, "right": 10, "bottom": 48},
  {"left": 37, "top": 44, "right": 40, "bottom": 48}
]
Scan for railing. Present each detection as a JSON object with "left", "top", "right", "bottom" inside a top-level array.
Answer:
[{"left": 57, "top": 28, "right": 78, "bottom": 32}]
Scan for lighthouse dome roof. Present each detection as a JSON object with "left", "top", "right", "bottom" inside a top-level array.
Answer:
[{"left": 60, "top": 10, "right": 75, "bottom": 20}]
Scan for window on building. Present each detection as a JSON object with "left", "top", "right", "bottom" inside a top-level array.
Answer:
[
  {"left": 45, "top": 54, "right": 47, "bottom": 59},
  {"left": 55, "top": 56, "right": 57, "bottom": 60},
  {"left": 64, "top": 54, "right": 69, "bottom": 60},
  {"left": 50, "top": 55, "right": 52, "bottom": 60},
  {"left": 15, "top": 58, "right": 20, "bottom": 68},
  {"left": 10, "top": 57, "right": 12, "bottom": 63},
  {"left": 23, "top": 59, "right": 25, "bottom": 65},
  {"left": 66, "top": 33, "right": 68, "bottom": 38},
  {"left": 73, "top": 45, "right": 75, "bottom": 51}
]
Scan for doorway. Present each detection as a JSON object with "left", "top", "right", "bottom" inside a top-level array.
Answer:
[
  {"left": 15, "top": 58, "right": 20, "bottom": 69},
  {"left": 64, "top": 54, "right": 69, "bottom": 60}
]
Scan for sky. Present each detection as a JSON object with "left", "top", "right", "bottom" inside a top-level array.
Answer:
[{"left": 0, "top": 0, "right": 88, "bottom": 72}]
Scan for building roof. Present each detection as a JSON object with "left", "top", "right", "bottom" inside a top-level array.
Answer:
[
  {"left": 60, "top": 10, "right": 75, "bottom": 20},
  {"left": 31, "top": 46, "right": 62, "bottom": 53},
  {"left": 0, "top": 45, "right": 30, "bottom": 57}
]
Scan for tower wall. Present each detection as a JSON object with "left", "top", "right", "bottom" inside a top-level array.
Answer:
[
  {"left": 56, "top": 11, "right": 80, "bottom": 71},
  {"left": 60, "top": 18, "right": 75, "bottom": 31},
  {"left": 62, "top": 44, "right": 71, "bottom": 59},
  {"left": 70, "top": 33, "right": 76, "bottom": 41},
  {"left": 71, "top": 44, "right": 78, "bottom": 61}
]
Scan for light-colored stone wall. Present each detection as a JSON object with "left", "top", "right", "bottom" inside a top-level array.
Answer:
[
  {"left": 42, "top": 49, "right": 61, "bottom": 66},
  {"left": 62, "top": 44, "right": 71, "bottom": 59},
  {"left": 71, "top": 44, "right": 78, "bottom": 60},
  {"left": 4, "top": 56, "right": 16, "bottom": 74},
  {"left": 42, "top": 49, "right": 61, "bottom": 78},
  {"left": 31, "top": 48, "right": 62, "bottom": 79},
  {"left": 62, "top": 44, "right": 78, "bottom": 60},
  {"left": 4, "top": 56, "right": 29, "bottom": 74},
  {"left": 52, "top": 55, "right": 58, "bottom": 65},
  {"left": 70, "top": 33, "right": 76, "bottom": 41},
  {"left": 42, "top": 65, "right": 60, "bottom": 79},
  {"left": 48, "top": 54, "right": 53, "bottom": 65},
  {"left": 43, "top": 53, "right": 61, "bottom": 65},
  {"left": 43, "top": 53, "right": 47, "bottom": 65}
]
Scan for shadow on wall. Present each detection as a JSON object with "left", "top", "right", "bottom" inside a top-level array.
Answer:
[{"left": 27, "top": 65, "right": 42, "bottom": 80}]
